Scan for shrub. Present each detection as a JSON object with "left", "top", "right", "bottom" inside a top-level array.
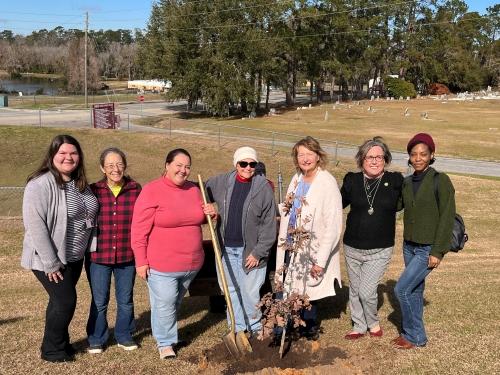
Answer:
[{"left": 384, "top": 76, "right": 417, "bottom": 98}]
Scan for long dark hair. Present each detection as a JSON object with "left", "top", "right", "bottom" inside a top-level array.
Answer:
[{"left": 27, "top": 134, "right": 88, "bottom": 192}]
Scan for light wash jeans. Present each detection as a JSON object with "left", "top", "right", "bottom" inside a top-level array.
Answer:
[
  {"left": 147, "top": 268, "right": 198, "bottom": 349},
  {"left": 217, "top": 246, "right": 266, "bottom": 333},
  {"left": 394, "top": 241, "right": 434, "bottom": 346},
  {"left": 86, "top": 261, "right": 136, "bottom": 346}
]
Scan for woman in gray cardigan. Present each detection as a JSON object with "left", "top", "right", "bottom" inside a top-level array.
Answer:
[
  {"left": 206, "top": 146, "right": 276, "bottom": 336},
  {"left": 21, "top": 134, "right": 98, "bottom": 362}
]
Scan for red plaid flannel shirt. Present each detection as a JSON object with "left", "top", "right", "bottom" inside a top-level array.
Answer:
[{"left": 89, "top": 178, "right": 142, "bottom": 264}]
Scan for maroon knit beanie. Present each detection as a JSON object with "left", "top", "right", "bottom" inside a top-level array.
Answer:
[{"left": 407, "top": 133, "right": 435, "bottom": 154}]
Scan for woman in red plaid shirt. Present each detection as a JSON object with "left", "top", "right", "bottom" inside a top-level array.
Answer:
[{"left": 86, "top": 147, "right": 142, "bottom": 354}]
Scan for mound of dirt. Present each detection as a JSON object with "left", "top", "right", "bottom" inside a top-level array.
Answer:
[
  {"left": 190, "top": 336, "right": 365, "bottom": 375},
  {"left": 429, "top": 83, "right": 451, "bottom": 95}
]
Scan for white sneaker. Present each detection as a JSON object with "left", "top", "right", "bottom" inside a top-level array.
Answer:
[
  {"left": 88, "top": 345, "right": 103, "bottom": 354},
  {"left": 117, "top": 341, "right": 138, "bottom": 351},
  {"left": 159, "top": 346, "right": 176, "bottom": 359}
]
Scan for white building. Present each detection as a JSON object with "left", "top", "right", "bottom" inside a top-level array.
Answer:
[{"left": 127, "top": 79, "right": 172, "bottom": 92}]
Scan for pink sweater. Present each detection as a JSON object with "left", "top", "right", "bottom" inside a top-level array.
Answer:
[{"left": 131, "top": 176, "right": 205, "bottom": 272}]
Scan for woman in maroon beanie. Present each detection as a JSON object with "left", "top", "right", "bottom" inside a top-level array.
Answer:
[{"left": 393, "top": 133, "right": 456, "bottom": 349}]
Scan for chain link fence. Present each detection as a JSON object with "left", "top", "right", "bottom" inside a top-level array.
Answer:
[{"left": 0, "top": 187, "right": 24, "bottom": 217}]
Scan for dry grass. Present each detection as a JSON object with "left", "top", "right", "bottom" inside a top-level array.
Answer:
[
  {"left": 149, "top": 98, "right": 500, "bottom": 162},
  {"left": 0, "top": 126, "right": 499, "bottom": 374}
]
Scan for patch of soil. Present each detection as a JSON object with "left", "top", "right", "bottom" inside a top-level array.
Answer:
[{"left": 190, "top": 336, "right": 352, "bottom": 375}]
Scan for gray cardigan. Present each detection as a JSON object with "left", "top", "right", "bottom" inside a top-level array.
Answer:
[
  {"left": 21, "top": 172, "right": 69, "bottom": 273},
  {"left": 206, "top": 171, "right": 277, "bottom": 273}
]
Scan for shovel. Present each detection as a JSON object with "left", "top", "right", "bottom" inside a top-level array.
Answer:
[{"left": 198, "top": 175, "right": 253, "bottom": 356}]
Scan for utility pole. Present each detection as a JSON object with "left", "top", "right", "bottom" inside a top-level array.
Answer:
[{"left": 84, "top": 11, "right": 88, "bottom": 108}]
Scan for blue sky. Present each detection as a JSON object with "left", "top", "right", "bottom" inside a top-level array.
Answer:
[{"left": 0, "top": 0, "right": 497, "bottom": 36}]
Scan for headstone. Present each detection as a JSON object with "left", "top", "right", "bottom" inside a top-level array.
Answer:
[
  {"left": 386, "top": 97, "right": 390, "bottom": 101},
  {"left": 487, "top": 85, "right": 492, "bottom": 92},
  {"left": 399, "top": 96, "right": 403, "bottom": 100},
  {"left": 308, "top": 104, "right": 312, "bottom": 108},
  {"left": 371, "top": 95, "right": 375, "bottom": 101},
  {"left": 249, "top": 110, "right": 256, "bottom": 118},
  {"left": 390, "top": 97, "right": 394, "bottom": 101},
  {"left": 406, "top": 96, "right": 410, "bottom": 101},
  {"left": 376, "top": 95, "right": 380, "bottom": 101}
]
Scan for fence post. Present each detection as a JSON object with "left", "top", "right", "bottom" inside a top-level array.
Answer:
[
  {"left": 218, "top": 126, "right": 221, "bottom": 149},
  {"left": 271, "top": 132, "right": 275, "bottom": 155},
  {"left": 334, "top": 140, "right": 338, "bottom": 165},
  {"left": 38, "top": 109, "right": 42, "bottom": 127},
  {"left": 127, "top": 113, "right": 130, "bottom": 132},
  {"left": 89, "top": 108, "right": 93, "bottom": 127}
]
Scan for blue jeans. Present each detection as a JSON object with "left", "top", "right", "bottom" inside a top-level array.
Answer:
[
  {"left": 394, "top": 241, "right": 433, "bottom": 346},
  {"left": 147, "top": 268, "right": 198, "bottom": 349},
  {"left": 86, "top": 261, "right": 136, "bottom": 346},
  {"left": 217, "top": 246, "right": 266, "bottom": 333}
]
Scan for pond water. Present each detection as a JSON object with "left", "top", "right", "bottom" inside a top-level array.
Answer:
[{"left": 0, "top": 76, "right": 64, "bottom": 95}]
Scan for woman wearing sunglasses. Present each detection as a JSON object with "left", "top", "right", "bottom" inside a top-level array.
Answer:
[{"left": 205, "top": 146, "right": 276, "bottom": 337}]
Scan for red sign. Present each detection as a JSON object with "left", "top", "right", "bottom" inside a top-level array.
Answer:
[
  {"left": 138, "top": 95, "right": 144, "bottom": 102},
  {"left": 92, "top": 103, "right": 117, "bottom": 129}
]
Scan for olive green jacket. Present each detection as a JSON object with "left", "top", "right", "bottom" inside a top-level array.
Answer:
[{"left": 402, "top": 167, "right": 456, "bottom": 259}]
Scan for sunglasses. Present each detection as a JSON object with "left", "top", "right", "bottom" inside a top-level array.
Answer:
[{"left": 238, "top": 161, "right": 257, "bottom": 168}]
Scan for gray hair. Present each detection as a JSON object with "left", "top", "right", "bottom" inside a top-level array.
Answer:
[{"left": 355, "top": 136, "right": 392, "bottom": 169}]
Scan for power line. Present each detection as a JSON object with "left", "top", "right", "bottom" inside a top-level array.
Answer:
[
  {"left": 0, "top": 19, "right": 82, "bottom": 26},
  {"left": 163, "top": 1, "right": 417, "bottom": 32},
  {"left": 157, "top": 16, "right": 489, "bottom": 47}
]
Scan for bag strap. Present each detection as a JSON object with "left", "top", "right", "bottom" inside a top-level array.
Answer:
[{"left": 433, "top": 171, "right": 440, "bottom": 208}]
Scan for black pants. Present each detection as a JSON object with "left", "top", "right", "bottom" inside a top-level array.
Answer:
[{"left": 33, "top": 259, "right": 83, "bottom": 360}]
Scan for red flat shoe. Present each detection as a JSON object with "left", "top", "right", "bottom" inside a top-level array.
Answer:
[
  {"left": 369, "top": 328, "right": 383, "bottom": 337},
  {"left": 344, "top": 332, "right": 365, "bottom": 340}
]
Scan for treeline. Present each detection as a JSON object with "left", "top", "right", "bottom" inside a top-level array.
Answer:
[
  {"left": 0, "top": 27, "right": 144, "bottom": 91},
  {"left": 138, "top": 0, "right": 499, "bottom": 116}
]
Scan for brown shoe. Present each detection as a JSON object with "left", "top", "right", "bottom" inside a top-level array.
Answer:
[
  {"left": 344, "top": 332, "right": 365, "bottom": 340},
  {"left": 391, "top": 335, "right": 402, "bottom": 344},
  {"left": 393, "top": 336, "right": 415, "bottom": 349}
]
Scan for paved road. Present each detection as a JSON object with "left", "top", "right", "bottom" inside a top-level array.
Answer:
[{"left": 1, "top": 100, "right": 499, "bottom": 177}]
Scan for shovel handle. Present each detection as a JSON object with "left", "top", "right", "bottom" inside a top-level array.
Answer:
[{"left": 198, "top": 175, "right": 237, "bottom": 334}]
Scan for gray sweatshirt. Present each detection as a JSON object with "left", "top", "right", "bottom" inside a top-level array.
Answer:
[
  {"left": 21, "top": 172, "right": 68, "bottom": 273},
  {"left": 206, "top": 171, "right": 277, "bottom": 273}
]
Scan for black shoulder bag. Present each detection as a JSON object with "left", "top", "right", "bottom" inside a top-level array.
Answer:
[{"left": 433, "top": 172, "right": 468, "bottom": 252}]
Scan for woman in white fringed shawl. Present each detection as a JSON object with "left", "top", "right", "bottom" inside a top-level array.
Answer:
[{"left": 275, "top": 136, "right": 343, "bottom": 339}]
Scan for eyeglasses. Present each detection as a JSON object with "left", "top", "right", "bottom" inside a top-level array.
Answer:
[
  {"left": 238, "top": 161, "right": 257, "bottom": 168},
  {"left": 364, "top": 155, "right": 384, "bottom": 162},
  {"left": 104, "top": 163, "right": 125, "bottom": 170}
]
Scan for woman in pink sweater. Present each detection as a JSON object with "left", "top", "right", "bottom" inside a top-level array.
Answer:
[{"left": 131, "top": 148, "right": 215, "bottom": 359}]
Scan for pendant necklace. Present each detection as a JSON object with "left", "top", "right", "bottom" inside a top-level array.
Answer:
[{"left": 363, "top": 174, "right": 383, "bottom": 215}]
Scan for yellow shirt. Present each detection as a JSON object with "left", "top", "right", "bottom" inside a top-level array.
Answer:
[{"left": 109, "top": 184, "right": 122, "bottom": 197}]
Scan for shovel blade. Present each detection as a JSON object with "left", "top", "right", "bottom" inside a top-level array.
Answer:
[
  {"left": 236, "top": 331, "right": 253, "bottom": 353},
  {"left": 223, "top": 333, "right": 242, "bottom": 357}
]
